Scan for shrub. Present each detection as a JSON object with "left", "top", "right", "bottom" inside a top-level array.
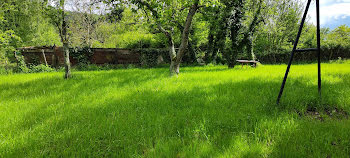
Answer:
[
  {"left": 15, "top": 54, "right": 30, "bottom": 73},
  {"left": 28, "top": 64, "right": 55, "bottom": 73},
  {"left": 0, "top": 66, "right": 14, "bottom": 75}
]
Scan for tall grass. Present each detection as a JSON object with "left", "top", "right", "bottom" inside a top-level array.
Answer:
[{"left": 0, "top": 62, "right": 350, "bottom": 157}]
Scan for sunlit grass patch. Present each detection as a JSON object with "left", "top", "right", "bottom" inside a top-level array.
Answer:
[{"left": 0, "top": 62, "right": 350, "bottom": 157}]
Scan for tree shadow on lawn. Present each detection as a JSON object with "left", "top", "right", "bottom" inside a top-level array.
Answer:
[
  {"left": 117, "top": 74, "right": 349, "bottom": 157},
  {"left": 0, "top": 69, "right": 168, "bottom": 102},
  {"left": 0, "top": 69, "right": 168, "bottom": 156},
  {"left": 1, "top": 72, "right": 350, "bottom": 157}
]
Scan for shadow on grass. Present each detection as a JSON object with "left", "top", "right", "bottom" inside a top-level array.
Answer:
[
  {"left": 0, "top": 69, "right": 168, "bottom": 102},
  {"left": 1, "top": 71, "right": 350, "bottom": 157}
]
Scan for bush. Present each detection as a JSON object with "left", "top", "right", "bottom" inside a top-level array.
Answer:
[
  {"left": 73, "top": 64, "right": 139, "bottom": 71},
  {"left": 28, "top": 64, "right": 55, "bottom": 73},
  {"left": 0, "top": 66, "right": 13, "bottom": 75},
  {"left": 15, "top": 54, "right": 30, "bottom": 73}
]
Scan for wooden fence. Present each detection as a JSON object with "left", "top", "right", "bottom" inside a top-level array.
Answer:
[{"left": 18, "top": 46, "right": 141, "bottom": 66}]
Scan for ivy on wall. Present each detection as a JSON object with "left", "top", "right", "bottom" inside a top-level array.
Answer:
[
  {"left": 70, "top": 47, "right": 94, "bottom": 65},
  {"left": 138, "top": 48, "right": 169, "bottom": 67}
]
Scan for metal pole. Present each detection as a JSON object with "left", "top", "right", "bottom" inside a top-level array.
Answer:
[
  {"left": 277, "top": 0, "right": 312, "bottom": 104},
  {"left": 316, "top": 0, "right": 322, "bottom": 97}
]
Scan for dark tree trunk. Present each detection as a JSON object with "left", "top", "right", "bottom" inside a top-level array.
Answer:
[
  {"left": 227, "top": 0, "right": 262, "bottom": 68},
  {"left": 183, "top": 41, "right": 197, "bottom": 64},
  {"left": 228, "top": 60, "right": 237, "bottom": 68},
  {"left": 205, "top": 27, "right": 215, "bottom": 64},
  {"left": 187, "top": 42, "right": 197, "bottom": 63},
  {"left": 211, "top": 38, "right": 219, "bottom": 64}
]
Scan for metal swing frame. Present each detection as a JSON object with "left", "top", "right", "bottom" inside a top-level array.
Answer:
[{"left": 277, "top": 0, "right": 321, "bottom": 104}]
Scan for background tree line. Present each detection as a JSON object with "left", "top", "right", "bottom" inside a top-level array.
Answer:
[{"left": 1, "top": 0, "right": 349, "bottom": 76}]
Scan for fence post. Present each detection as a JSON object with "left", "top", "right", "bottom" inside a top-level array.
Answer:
[{"left": 42, "top": 49, "right": 48, "bottom": 66}]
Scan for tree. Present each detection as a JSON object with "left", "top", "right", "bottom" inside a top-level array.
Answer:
[
  {"left": 226, "top": 0, "right": 263, "bottom": 68},
  {"left": 69, "top": 0, "right": 105, "bottom": 47},
  {"left": 46, "top": 0, "right": 72, "bottom": 79},
  {"left": 105, "top": 0, "right": 218, "bottom": 76},
  {"left": 253, "top": 0, "right": 303, "bottom": 62},
  {"left": 202, "top": 3, "right": 228, "bottom": 64},
  {"left": 203, "top": 0, "right": 263, "bottom": 68},
  {"left": 0, "top": 0, "right": 23, "bottom": 64}
]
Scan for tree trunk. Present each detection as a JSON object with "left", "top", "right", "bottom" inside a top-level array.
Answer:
[
  {"left": 63, "top": 42, "right": 71, "bottom": 79},
  {"left": 52, "top": 55, "right": 57, "bottom": 68},
  {"left": 228, "top": 60, "right": 236, "bottom": 68},
  {"left": 186, "top": 42, "right": 197, "bottom": 63},
  {"left": 151, "top": 1, "right": 199, "bottom": 76},
  {"left": 205, "top": 28, "right": 215, "bottom": 64},
  {"left": 169, "top": 43, "right": 179, "bottom": 76},
  {"left": 170, "top": 60, "right": 180, "bottom": 76},
  {"left": 60, "top": 1, "right": 71, "bottom": 79},
  {"left": 14, "top": 51, "right": 19, "bottom": 68},
  {"left": 165, "top": 32, "right": 178, "bottom": 76},
  {"left": 172, "top": 3, "right": 199, "bottom": 75},
  {"left": 246, "top": 37, "right": 256, "bottom": 60}
]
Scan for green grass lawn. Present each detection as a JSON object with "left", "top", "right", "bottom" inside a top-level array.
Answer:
[{"left": 1, "top": 62, "right": 350, "bottom": 157}]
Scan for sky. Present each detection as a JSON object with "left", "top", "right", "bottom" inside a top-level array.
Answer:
[
  {"left": 59, "top": 0, "right": 350, "bottom": 30},
  {"left": 309, "top": 0, "right": 350, "bottom": 29}
]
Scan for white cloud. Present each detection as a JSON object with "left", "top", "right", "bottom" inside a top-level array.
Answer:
[{"left": 309, "top": 1, "right": 350, "bottom": 26}]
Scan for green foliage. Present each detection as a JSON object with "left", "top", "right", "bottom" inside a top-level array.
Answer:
[
  {"left": 0, "top": 67, "right": 12, "bottom": 75},
  {"left": 0, "top": 63, "right": 16, "bottom": 75},
  {"left": 15, "top": 54, "right": 30, "bottom": 73},
  {"left": 30, "top": 19, "right": 61, "bottom": 47},
  {"left": 139, "top": 48, "right": 169, "bottom": 67},
  {"left": 1, "top": 0, "right": 349, "bottom": 67},
  {"left": 74, "top": 64, "right": 138, "bottom": 71},
  {"left": 92, "top": 8, "right": 166, "bottom": 49},
  {"left": 324, "top": 25, "right": 350, "bottom": 49},
  {"left": 0, "top": 30, "right": 22, "bottom": 63},
  {"left": 203, "top": 0, "right": 264, "bottom": 66},
  {"left": 107, "top": 31, "right": 160, "bottom": 49},
  {"left": 1, "top": 63, "right": 350, "bottom": 156},
  {"left": 253, "top": 0, "right": 302, "bottom": 59},
  {"left": 0, "top": 0, "right": 61, "bottom": 66},
  {"left": 70, "top": 46, "right": 94, "bottom": 65},
  {"left": 28, "top": 64, "right": 55, "bottom": 73},
  {"left": 12, "top": 54, "right": 54, "bottom": 73}
]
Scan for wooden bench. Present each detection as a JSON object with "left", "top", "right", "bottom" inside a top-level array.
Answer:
[{"left": 236, "top": 60, "right": 258, "bottom": 68}]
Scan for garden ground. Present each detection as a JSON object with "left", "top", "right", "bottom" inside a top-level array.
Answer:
[{"left": 1, "top": 61, "right": 350, "bottom": 157}]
